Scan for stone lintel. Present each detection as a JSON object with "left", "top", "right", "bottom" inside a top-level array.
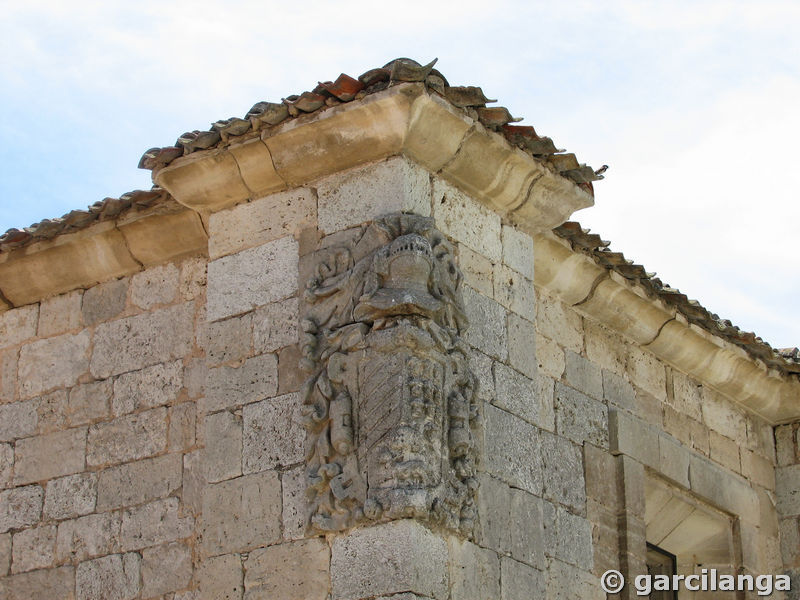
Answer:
[{"left": 535, "top": 231, "right": 800, "bottom": 424}]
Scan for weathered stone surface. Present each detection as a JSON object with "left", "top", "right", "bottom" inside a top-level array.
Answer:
[
  {"left": 87, "top": 407, "right": 167, "bottom": 467},
  {"left": 545, "top": 557, "right": 602, "bottom": 600},
  {"left": 458, "top": 243, "right": 493, "bottom": 298},
  {"left": 0, "top": 532, "right": 9, "bottom": 576},
  {"left": 584, "top": 319, "right": 626, "bottom": 376},
  {"left": 10, "top": 524, "right": 56, "bottom": 573},
  {"left": 38, "top": 290, "right": 82, "bottom": 337},
  {"left": 0, "top": 444, "right": 11, "bottom": 489},
  {"left": 507, "top": 313, "right": 536, "bottom": 379},
  {"left": 112, "top": 360, "right": 183, "bottom": 416},
  {"left": 97, "top": 453, "right": 182, "bottom": 510},
  {"left": 253, "top": 297, "right": 298, "bottom": 354},
  {"left": 18, "top": 331, "right": 90, "bottom": 398},
  {"left": 484, "top": 404, "right": 542, "bottom": 495},
  {"left": 669, "top": 370, "right": 703, "bottom": 421},
  {"left": 67, "top": 380, "right": 112, "bottom": 426},
  {"left": 141, "top": 541, "right": 193, "bottom": 597},
  {"left": 741, "top": 447, "right": 775, "bottom": 490},
  {"left": 689, "top": 455, "right": 759, "bottom": 521},
  {"left": 76, "top": 553, "right": 140, "bottom": 600},
  {"left": 542, "top": 501, "right": 593, "bottom": 570},
  {"left": 709, "top": 430, "right": 741, "bottom": 473},
  {"left": 554, "top": 383, "right": 608, "bottom": 448},
  {"left": 210, "top": 187, "right": 316, "bottom": 259},
  {"left": 470, "top": 349, "right": 494, "bottom": 404},
  {"left": 433, "top": 178, "right": 501, "bottom": 262},
  {"left": 203, "top": 353, "right": 278, "bottom": 413},
  {"left": 129, "top": 262, "right": 179, "bottom": 309},
  {"left": 448, "top": 537, "right": 501, "bottom": 600},
  {"left": 201, "top": 472, "right": 281, "bottom": 556},
  {"left": 120, "top": 497, "right": 193, "bottom": 551},
  {"left": 608, "top": 409, "right": 659, "bottom": 468},
  {"left": 501, "top": 556, "right": 545, "bottom": 600},
  {"left": 564, "top": 350, "right": 603, "bottom": 400},
  {"left": 244, "top": 538, "right": 330, "bottom": 600},
  {"left": 536, "top": 288, "right": 583, "bottom": 354},
  {"left": 277, "top": 344, "right": 304, "bottom": 395},
  {"left": 541, "top": 431, "right": 586, "bottom": 512},
  {"left": 462, "top": 286, "right": 507, "bottom": 360},
  {"left": 81, "top": 278, "right": 128, "bottom": 326},
  {"left": 494, "top": 263, "right": 535, "bottom": 321},
  {"left": 535, "top": 333, "right": 564, "bottom": 380},
  {"left": 91, "top": 303, "right": 194, "bottom": 379},
  {"left": 502, "top": 224, "right": 534, "bottom": 280},
  {"left": 0, "top": 565, "right": 75, "bottom": 600},
  {"left": 180, "top": 256, "right": 207, "bottom": 301},
  {"left": 777, "top": 464, "right": 800, "bottom": 517},
  {"left": 204, "top": 411, "right": 242, "bottom": 483},
  {"left": 494, "top": 362, "right": 552, "bottom": 431},
  {"left": 205, "top": 313, "right": 253, "bottom": 366},
  {"left": 0, "top": 349, "right": 17, "bottom": 404},
  {"left": 0, "top": 304, "right": 38, "bottom": 350},
  {"left": 182, "top": 450, "right": 203, "bottom": 514},
  {"left": 199, "top": 553, "right": 243, "bottom": 600},
  {"left": 658, "top": 433, "right": 690, "bottom": 488},
  {"left": 168, "top": 402, "right": 196, "bottom": 451},
  {"left": 625, "top": 345, "right": 666, "bottom": 401},
  {"left": 601, "top": 369, "right": 635, "bottom": 411},
  {"left": 701, "top": 388, "right": 747, "bottom": 444},
  {"left": 780, "top": 518, "right": 800, "bottom": 567},
  {"left": 44, "top": 472, "right": 97, "bottom": 519},
  {"left": 34, "top": 389, "right": 67, "bottom": 433},
  {"left": 55, "top": 512, "right": 121, "bottom": 563},
  {"left": 207, "top": 236, "right": 298, "bottom": 321},
  {"left": 14, "top": 427, "right": 86, "bottom": 485},
  {"left": 281, "top": 466, "right": 306, "bottom": 540},
  {"left": 318, "top": 157, "right": 430, "bottom": 234},
  {"left": 0, "top": 485, "right": 42, "bottom": 534},
  {"left": 331, "top": 520, "right": 449, "bottom": 600},
  {"left": 776, "top": 425, "right": 796, "bottom": 467},
  {"left": 0, "top": 400, "right": 37, "bottom": 442},
  {"left": 243, "top": 393, "right": 303, "bottom": 473}
]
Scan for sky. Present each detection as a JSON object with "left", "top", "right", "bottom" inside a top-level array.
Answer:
[{"left": 1, "top": 1, "right": 798, "bottom": 348}]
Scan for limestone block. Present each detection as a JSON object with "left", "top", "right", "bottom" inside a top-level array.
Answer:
[
  {"left": 67, "top": 380, "right": 111, "bottom": 426},
  {"left": 227, "top": 136, "right": 288, "bottom": 204},
  {"left": 448, "top": 537, "right": 501, "bottom": 600},
  {"left": 780, "top": 518, "right": 800, "bottom": 567},
  {"left": 541, "top": 431, "right": 586, "bottom": 513},
  {"left": 277, "top": 345, "right": 304, "bottom": 395},
  {"left": 199, "top": 553, "right": 244, "bottom": 600},
  {"left": 182, "top": 450, "right": 203, "bottom": 515},
  {"left": 507, "top": 313, "right": 536, "bottom": 380},
  {"left": 0, "top": 532, "right": 8, "bottom": 576},
  {"left": 205, "top": 313, "right": 253, "bottom": 367},
  {"left": 0, "top": 304, "right": 38, "bottom": 350},
  {"left": 0, "top": 565, "right": 75, "bottom": 600},
  {"left": 10, "top": 524, "right": 56, "bottom": 573},
  {"left": 120, "top": 497, "right": 193, "bottom": 551},
  {"left": 563, "top": 350, "right": 603, "bottom": 400},
  {"left": 776, "top": 425, "right": 796, "bottom": 467},
  {"left": 330, "top": 520, "right": 449, "bottom": 600},
  {"left": 129, "top": 263, "right": 179, "bottom": 309},
  {"left": 203, "top": 353, "right": 278, "bottom": 413},
  {"left": 777, "top": 465, "right": 800, "bottom": 517},
  {"left": 200, "top": 471, "right": 281, "bottom": 556},
  {"left": 38, "top": 290, "right": 83, "bottom": 337},
  {"left": 458, "top": 244, "right": 493, "bottom": 298},
  {"left": 535, "top": 333, "right": 564, "bottom": 380},
  {"left": 242, "top": 393, "right": 304, "bottom": 473},
  {"left": 608, "top": 409, "right": 658, "bottom": 468},
  {"left": 493, "top": 264, "right": 535, "bottom": 322},
  {"left": 583, "top": 444, "right": 619, "bottom": 510},
  {"left": 535, "top": 288, "right": 583, "bottom": 354},
  {"left": 112, "top": 360, "right": 183, "bottom": 416},
  {"left": 166, "top": 403, "right": 194, "bottom": 452},
  {"left": 470, "top": 349, "right": 495, "bottom": 405},
  {"left": 625, "top": 345, "right": 666, "bottom": 402},
  {"left": 55, "top": 511, "right": 121, "bottom": 563},
  {"left": 741, "top": 448, "right": 775, "bottom": 491},
  {"left": 141, "top": 541, "right": 193, "bottom": 598},
  {"left": 97, "top": 453, "right": 182, "bottom": 510},
  {"left": 204, "top": 410, "right": 242, "bottom": 483},
  {"left": 44, "top": 472, "right": 97, "bottom": 520},
  {"left": 657, "top": 434, "right": 690, "bottom": 489},
  {"left": 432, "top": 178, "right": 502, "bottom": 262},
  {"left": 709, "top": 431, "right": 741, "bottom": 473},
  {"left": 0, "top": 399, "right": 38, "bottom": 442},
  {"left": 81, "top": 278, "right": 128, "bottom": 326},
  {"left": 747, "top": 417, "right": 776, "bottom": 464},
  {"left": 87, "top": 407, "right": 167, "bottom": 467},
  {"left": 0, "top": 349, "right": 17, "bottom": 403},
  {"left": 689, "top": 455, "right": 759, "bottom": 522},
  {"left": 34, "top": 389, "right": 67, "bottom": 433},
  {"left": 180, "top": 256, "right": 207, "bottom": 301},
  {"left": 18, "top": 330, "right": 90, "bottom": 398},
  {"left": 500, "top": 556, "right": 545, "bottom": 600},
  {"left": 91, "top": 303, "right": 194, "bottom": 379},
  {"left": 75, "top": 552, "right": 140, "bottom": 600},
  {"left": 253, "top": 297, "right": 298, "bottom": 354},
  {"left": 281, "top": 466, "right": 306, "bottom": 541},
  {"left": 185, "top": 357, "right": 207, "bottom": 400},
  {"left": 404, "top": 91, "right": 472, "bottom": 172},
  {"left": 210, "top": 188, "right": 316, "bottom": 260},
  {"left": 669, "top": 371, "right": 703, "bottom": 422},
  {"left": 483, "top": 404, "right": 542, "bottom": 496},
  {"left": 545, "top": 558, "right": 603, "bottom": 600},
  {"left": 701, "top": 388, "right": 747, "bottom": 444},
  {"left": 501, "top": 225, "right": 534, "bottom": 281},
  {"left": 119, "top": 207, "right": 208, "bottom": 267},
  {"left": 462, "top": 286, "right": 507, "bottom": 361},
  {"left": 244, "top": 538, "right": 330, "bottom": 600},
  {"left": 601, "top": 370, "right": 635, "bottom": 412},
  {"left": 206, "top": 236, "right": 298, "bottom": 322},
  {"left": 14, "top": 427, "right": 86, "bottom": 485},
  {"left": 542, "top": 501, "right": 593, "bottom": 570},
  {"left": 584, "top": 319, "right": 626, "bottom": 376},
  {"left": 554, "top": 383, "right": 608, "bottom": 449},
  {"left": 317, "top": 157, "right": 430, "bottom": 234},
  {"left": 0, "top": 485, "right": 43, "bottom": 533},
  {"left": 493, "top": 362, "right": 552, "bottom": 431},
  {"left": 0, "top": 444, "right": 11, "bottom": 489}
]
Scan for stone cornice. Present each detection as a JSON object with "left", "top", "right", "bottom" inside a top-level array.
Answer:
[{"left": 534, "top": 232, "right": 800, "bottom": 424}]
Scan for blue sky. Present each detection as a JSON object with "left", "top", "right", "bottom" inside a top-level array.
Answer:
[{"left": 1, "top": 1, "right": 798, "bottom": 348}]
